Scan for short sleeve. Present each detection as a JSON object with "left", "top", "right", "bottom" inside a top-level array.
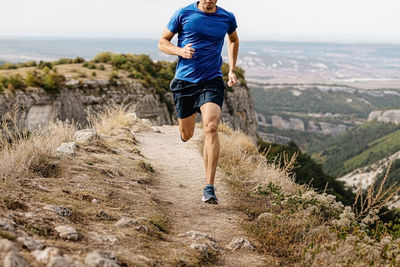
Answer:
[
  {"left": 167, "top": 9, "right": 182, "bottom": 33},
  {"left": 227, "top": 14, "right": 237, "bottom": 35}
]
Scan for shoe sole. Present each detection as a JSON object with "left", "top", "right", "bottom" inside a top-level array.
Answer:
[{"left": 202, "top": 196, "right": 218, "bottom": 205}]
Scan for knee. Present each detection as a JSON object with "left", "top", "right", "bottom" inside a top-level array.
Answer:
[
  {"left": 204, "top": 121, "right": 218, "bottom": 136},
  {"left": 181, "top": 129, "right": 194, "bottom": 141}
]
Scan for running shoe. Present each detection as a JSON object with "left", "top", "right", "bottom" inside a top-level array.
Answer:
[{"left": 202, "top": 184, "right": 218, "bottom": 204}]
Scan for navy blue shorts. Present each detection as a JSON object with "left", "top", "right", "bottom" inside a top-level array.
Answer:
[{"left": 170, "top": 76, "right": 226, "bottom": 119}]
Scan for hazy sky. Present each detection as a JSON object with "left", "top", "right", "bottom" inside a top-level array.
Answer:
[{"left": 1, "top": 0, "right": 400, "bottom": 43}]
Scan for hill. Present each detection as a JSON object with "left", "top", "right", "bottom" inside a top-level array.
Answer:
[
  {"left": 308, "top": 120, "right": 400, "bottom": 177},
  {"left": 250, "top": 82, "right": 400, "bottom": 149}
]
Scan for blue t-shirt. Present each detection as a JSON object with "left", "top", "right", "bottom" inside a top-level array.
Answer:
[{"left": 167, "top": 2, "right": 237, "bottom": 83}]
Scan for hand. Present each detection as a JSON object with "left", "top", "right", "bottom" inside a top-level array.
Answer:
[
  {"left": 179, "top": 43, "right": 195, "bottom": 59},
  {"left": 227, "top": 70, "right": 238, "bottom": 87}
]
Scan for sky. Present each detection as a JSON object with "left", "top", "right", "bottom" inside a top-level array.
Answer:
[{"left": 1, "top": 0, "right": 400, "bottom": 43}]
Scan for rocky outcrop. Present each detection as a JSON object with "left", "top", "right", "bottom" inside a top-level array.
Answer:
[
  {"left": 222, "top": 85, "right": 258, "bottom": 138},
  {"left": 0, "top": 78, "right": 258, "bottom": 139},
  {"left": 0, "top": 79, "right": 171, "bottom": 131},
  {"left": 368, "top": 109, "right": 400, "bottom": 124},
  {"left": 257, "top": 113, "right": 347, "bottom": 136}
]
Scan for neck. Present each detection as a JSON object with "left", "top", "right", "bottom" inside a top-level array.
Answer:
[{"left": 197, "top": 2, "right": 217, "bottom": 13}]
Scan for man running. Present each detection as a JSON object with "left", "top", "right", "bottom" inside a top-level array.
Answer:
[{"left": 158, "top": 0, "right": 239, "bottom": 204}]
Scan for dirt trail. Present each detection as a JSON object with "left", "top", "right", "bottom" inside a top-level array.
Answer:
[{"left": 136, "top": 125, "right": 268, "bottom": 266}]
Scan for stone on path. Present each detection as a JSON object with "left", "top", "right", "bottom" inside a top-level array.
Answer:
[
  {"left": 45, "top": 205, "right": 71, "bottom": 217},
  {"left": 32, "top": 247, "right": 61, "bottom": 263},
  {"left": 3, "top": 252, "right": 29, "bottom": 267},
  {"left": 74, "top": 129, "right": 97, "bottom": 143},
  {"left": 54, "top": 225, "right": 79, "bottom": 241},
  {"left": 85, "top": 251, "right": 120, "bottom": 267},
  {"left": 17, "top": 236, "right": 45, "bottom": 251},
  {"left": 56, "top": 142, "right": 76, "bottom": 156},
  {"left": 178, "top": 230, "right": 216, "bottom": 242},
  {"left": 114, "top": 217, "right": 138, "bottom": 227},
  {"left": 227, "top": 238, "right": 255, "bottom": 251}
]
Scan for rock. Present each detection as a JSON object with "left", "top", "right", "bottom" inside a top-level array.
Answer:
[
  {"left": 56, "top": 142, "right": 76, "bottom": 156},
  {"left": 0, "top": 239, "right": 18, "bottom": 254},
  {"left": 227, "top": 238, "right": 255, "bottom": 251},
  {"left": 114, "top": 217, "right": 138, "bottom": 227},
  {"left": 45, "top": 205, "right": 71, "bottom": 217},
  {"left": 23, "top": 212, "right": 44, "bottom": 222},
  {"left": 73, "top": 129, "right": 97, "bottom": 143},
  {"left": 47, "top": 256, "right": 84, "bottom": 267},
  {"left": 90, "top": 232, "right": 118, "bottom": 245},
  {"left": 91, "top": 198, "right": 99, "bottom": 204},
  {"left": 17, "top": 236, "right": 45, "bottom": 251},
  {"left": 54, "top": 225, "right": 79, "bottom": 241},
  {"left": 134, "top": 225, "right": 148, "bottom": 232},
  {"left": 178, "top": 230, "right": 216, "bottom": 242},
  {"left": 3, "top": 252, "right": 29, "bottom": 267},
  {"left": 0, "top": 219, "right": 16, "bottom": 232},
  {"left": 98, "top": 210, "right": 111, "bottom": 221},
  {"left": 368, "top": 109, "right": 400, "bottom": 124},
  {"left": 32, "top": 247, "right": 61, "bottom": 263},
  {"left": 84, "top": 251, "right": 120, "bottom": 267},
  {"left": 257, "top": 212, "right": 275, "bottom": 221}
]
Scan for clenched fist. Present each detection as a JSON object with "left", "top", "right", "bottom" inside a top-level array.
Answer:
[
  {"left": 227, "top": 70, "right": 238, "bottom": 87},
  {"left": 179, "top": 43, "right": 195, "bottom": 59}
]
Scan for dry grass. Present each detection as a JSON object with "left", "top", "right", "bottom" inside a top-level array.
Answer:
[
  {"left": 353, "top": 161, "right": 400, "bottom": 220},
  {"left": 216, "top": 123, "right": 400, "bottom": 266},
  {"left": 218, "top": 123, "right": 301, "bottom": 194},
  {"left": 88, "top": 103, "right": 151, "bottom": 135},
  {"left": 0, "top": 110, "right": 76, "bottom": 182}
]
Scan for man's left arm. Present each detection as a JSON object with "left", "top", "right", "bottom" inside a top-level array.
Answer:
[{"left": 227, "top": 30, "right": 239, "bottom": 87}]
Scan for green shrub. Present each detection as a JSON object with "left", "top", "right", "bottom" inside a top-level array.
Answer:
[
  {"left": 38, "top": 61, "right": 53, "bottom": 70},
  {"left": 0, "top": 74, "right": 26, "bottom": 91},
  {"left": 42, "top": 72, "right": 65, "bottom": 92},
  {"left": 0, "top": 62, "right": 17, "bottom": 70},
  {"left": 26, "top": 71, "right": 44, "bottom": 87},
  {"left": 94, "top": 52, "right": 112, "bottom": 63},
  {"left": 83, "top": 62, "right": 96, "bottom": 69},
  {"left": 99, "top": 64, "right": 105, "bottom": 71},
  {"left": 73, "top": 57, "right": 85, "bottom": 64},
  {"left": 91, "top": 71, "right": 97, "bottom": 77}
]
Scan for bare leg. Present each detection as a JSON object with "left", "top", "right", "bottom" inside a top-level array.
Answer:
[
  {"left": 178, "top": 113, "right": 197, "bottom": 141},
  {"left": 200, "top": 102, "right": 221, "bottom": 186}
]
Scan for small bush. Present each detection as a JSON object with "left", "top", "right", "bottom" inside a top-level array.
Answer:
[
  {"left": 0, "top": 62, "right": 17, "bottom": 70},
  {"left": 38, "top": 61, "right": 53, "bottom": 70}
]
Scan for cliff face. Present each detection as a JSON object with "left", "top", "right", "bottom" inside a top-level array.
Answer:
[
  {"left": 0, "top": 78, "right": 257, "bottom": 138},
  {"left": 368, "top": 109, "right": 400, "bottom": 124},
  {"left": 222, "top": 85, "right": 258, "bottom": 138}
]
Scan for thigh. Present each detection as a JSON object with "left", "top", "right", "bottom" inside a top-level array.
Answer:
[{"left": 178, "top": 112, "right": 197, "bottom": 133}]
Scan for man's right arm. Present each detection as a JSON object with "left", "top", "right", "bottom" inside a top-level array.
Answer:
[{"left": 158, "top": 28, "right": 195, "bottom": 59}]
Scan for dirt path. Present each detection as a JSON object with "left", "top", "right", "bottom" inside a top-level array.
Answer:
[{"left": 136, "top": 125, "right": 268, "bottom": 266}]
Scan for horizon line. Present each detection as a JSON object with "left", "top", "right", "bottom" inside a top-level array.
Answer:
[{"left": 1, "top": 35, "right": 400, "bottom": 46}]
